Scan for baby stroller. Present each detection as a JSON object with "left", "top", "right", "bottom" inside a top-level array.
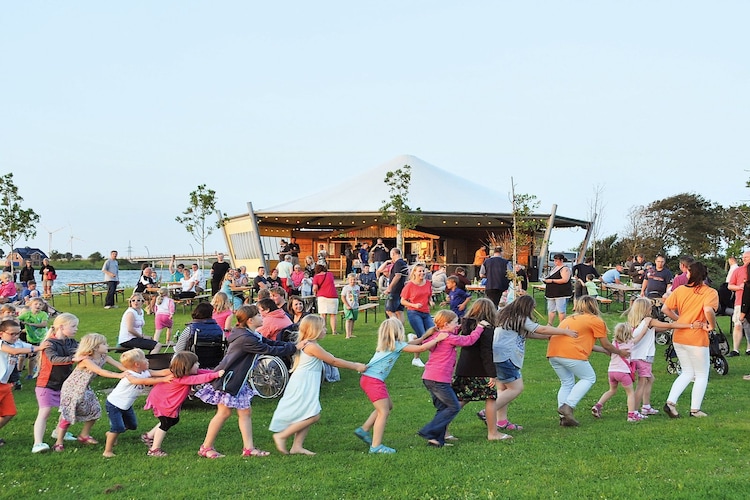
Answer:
[
  {"left": 650, "top": 296, "right": 673, "bottom": 346},
  {"left": 665, "top": 323, "right": 729, "bottom": 376}
]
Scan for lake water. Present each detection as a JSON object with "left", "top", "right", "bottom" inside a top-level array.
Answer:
[{"left": 38, "top": 269, "right": 195, "bottom": 293}]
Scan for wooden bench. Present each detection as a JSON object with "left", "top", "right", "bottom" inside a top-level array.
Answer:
[
  {"left": 595, "top": 295, "right": 613, "bottom": 311},
  {"left": 531, "top": 284, "right": 546, "bottom": 298},
  {"left": 339, "top": 303, "right": 378, "bottom": 328},
  {"left": 92, "top": 288, "right": 126, "bottom": 305},
  {"left": 174, "top": 293, "right": 212, "bottom": 313}
]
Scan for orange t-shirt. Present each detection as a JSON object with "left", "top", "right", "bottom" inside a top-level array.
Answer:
[
  {"left": 664, "top": 284, "right": 719, "bottom": 347},
  {"left": 546, "top": 314, "right": 607, "bottom": 360}
]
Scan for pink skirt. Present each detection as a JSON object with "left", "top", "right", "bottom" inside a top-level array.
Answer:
[{"left": 155, "top": 313, "right": 173, "bottom": 330}]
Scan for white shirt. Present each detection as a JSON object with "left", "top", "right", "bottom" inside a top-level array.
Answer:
[{"left": 107, "top": 369, "right": 151, "bottom": 409}]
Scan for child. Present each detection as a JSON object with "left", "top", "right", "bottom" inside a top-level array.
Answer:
[
  {"left": 341, "top": 273, "right": 360, "bottom": 339},
  {"left": 143, "top": 351, "right": 224, "bottom": 457},
  {"left": 103, "top": 349, "right": 173, "bottom": 457},
  {"left": 270, "top": 314, "right": 366, "bottom": 455},
  {"left": 153, "top": 287, "right": 176, "bottom": 345},
  {"left": 584, "top": 274, "right": 599, "bottom": 297},
  {"left": 0, "top": 320, "right": 51, "bottom": 445},
  {"left": 32, "top": 313, "right": 80, "bottom": 453},
  {"left": 18, "top": 297, "right": 48, "bottom": 379},
  {"left": 418, "top": 310, "right": 490, "bottom": 448},
  {"left": 0, "top": 305, "right": 21, "bottom": 390},
  {"left": 626, "top": 297, "right": 692, "bottom": 416},
  {"left": 300, "top": 271, "right": 313, "bottom": 297},
  {"left": 490, "top": 295, "right": 577, "bottom": 438},
  {"left": 196, "top": 304, "right": 300, "bottom": 458},
  {"left": 441, "top": 276, "right": 471, "bottom": 318},
  {"left": 356, "top": 318, "right": 448, "bottom": 454},
  {"left": 52, "top": 333, "right": 126, "bottom": 451},
  {"left": 20, "top": 280, "right": 42, "bottom": 303},
  {"left": 0, "top": 272, "right": 17, "bottom": 303}
]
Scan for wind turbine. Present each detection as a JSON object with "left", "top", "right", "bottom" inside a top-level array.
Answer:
[
  {"left": 68, "top": 226, "right": 85, "bottom": 256},
  {"left": 42, "top": 224, "right": 65, "bottom": 257}
]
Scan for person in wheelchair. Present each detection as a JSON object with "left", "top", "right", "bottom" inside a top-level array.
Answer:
[
  {"left": 358, "top": 264, "right": 378, "bottom": 297},
  {"left": 257, "top": 299, "right": 293, "bottom": 341},
  {"left": 174, "top": 303, "right": 226, "bottom": 369}
]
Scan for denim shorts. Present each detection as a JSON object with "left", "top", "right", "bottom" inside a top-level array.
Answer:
[
  {"left": 105, "top": 400, "right": 138, "bottom": 434},
  {"left": 494, "top": 359, "right": 522, "bottom": 383}
]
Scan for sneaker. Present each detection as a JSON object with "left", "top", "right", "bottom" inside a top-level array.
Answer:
[
  {"left": 51, "top": 430, "right": 76, "bottom": 441},
  {"left": 369, "top": 444, "right": 396, "bottom": 454},
  {"left": 627, "top": 412, "right": 646, "bottom": 422},
  {"left": 31, "top": 443, "right": 50, "bottom": 453},
  {"left": 591, "top": 404, "right": 602, "bottom": 418},
  {"left": 411, "top": 358, "right": 425, "bottom": 368},
  {"left": 640, "top": 406, "right": 659, "bottom": 415},
  {"left": 476, "top": 409, "right": 487, "bottom": 422},
  {"left": 104, "top": 306, "right": 112, "bottom": 309}
]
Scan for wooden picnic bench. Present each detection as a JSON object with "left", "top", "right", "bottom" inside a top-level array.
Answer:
[
  {"left": 174, "top": 293, "right": 212, "bottom": 313},
  {"left": 594, "top": 295, "right": 613, "bottom": 311},
  {"left": 91, "top": 287, "right": 125, "bottom": 304},
  {"left": 339, "top": 303, "right": 378, "bottom": 328}
]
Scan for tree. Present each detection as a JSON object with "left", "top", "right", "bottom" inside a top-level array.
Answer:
[
  {"left": 175, "top": 185, "right": 225, "bottom": 268},
  {"left": 379, "top": 165, "right": 422, "bottom": 252},
  {"left": 586, "top": 184, "right": 606, "bottom": 262},
  {"left": 88, "top": 251, "right": 104, "bottom": 263},
  {"left": 718, "top": 203, "right": 750, "bottom": 258},
  {"left": 0, "top": 173, "right": 40, "bottom": 272}
]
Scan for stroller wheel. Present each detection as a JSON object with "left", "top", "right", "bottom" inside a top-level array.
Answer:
[
  {"left": 666, "top": 359, "right": 681, "bottom": 375},
  {"left": 712, "top": 356, "right": 729, "bottom": 376},
  {"left": 655, "top": 331, "right": 671, "bottom": 346}
]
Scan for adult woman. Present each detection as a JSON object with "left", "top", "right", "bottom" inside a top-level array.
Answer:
[
  {"left": 290, "top": 264, "right": 305, "bottom": 294},
  {"left": 304, "top": 256, "right": 316, "bottom": 277},
  {"left": 289, "top": 295, "right": 308, "bottom": 327},
  {"left": 662, "top": 262, "right": 717, "bottom": 418},
  {"left": 211, "top": 292, "right": 234, "bottom": 333},
  {"left": 118, "top": 293, "right": 162, "bottom": 354},
  {"left": 312, "top": 264, "right": 338, "bottom": 335},
  {"left": 40, "top": 258, "right": 57, "bottom": 296},
  {"left": 401, "top": 263, "right": 434, "bottom": 367},
  {"left": 544, "top": 254, "right": 572, "bottom": 325},
  {"left": 546, "top": 295, "right": 626, "bottom": 426}
]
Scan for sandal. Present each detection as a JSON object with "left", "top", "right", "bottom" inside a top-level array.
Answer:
[
  {"left": 242, "top": 447, "right": 270, "bottom": 457},
  {"left": 444, "top": 435, "right": 459, "bottom": 441},
  {"left": 140, "top": 433, "right": 154, "bottom": 446},
  {"left": 663, "top": 402, "right": 680, "bottom": 419},
  {"left": 77, "top": 435, "right": 99, "bottom": 445},
  {"left": 497, "top": 421, "right": 523, "bottom": 431},
  {"left": 690, "top": 410, "right": 708, "bottom": 418},
  {"left": 52, "top": 444, "right": 64, "bottom": 452},
  {"left": 354, "top": 427, "right": 373, "bottom": 445},
  {"left": 147, "top": 448, "right": 168, "bottom": 457},
  {"left": 198, "top": 445, "right": 225, "bottom": 459}
]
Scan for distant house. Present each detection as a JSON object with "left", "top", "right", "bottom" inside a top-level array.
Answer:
[{"left": 10, "top": 247, "right": 48, "bottom": 267}]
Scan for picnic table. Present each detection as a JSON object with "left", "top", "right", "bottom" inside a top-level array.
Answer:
[
  {"left": 602, "top": 283, "right": 642, "bottom": 310},
  {"left": 63, "top": 281, "right": 109, "bottom": 305}
]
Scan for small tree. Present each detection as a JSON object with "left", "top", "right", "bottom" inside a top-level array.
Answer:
[
  {"left": 175, "top": 184, "right": 225, "bottom": 268},
  {"left": 88, "top": 251, "right": 104, "bottom": 264},
  {"left": 0, "top": 173, "right": 40, "bottom": 272},
  {"left": 379, "top": 165, "right": 422, "bottom": 252}
]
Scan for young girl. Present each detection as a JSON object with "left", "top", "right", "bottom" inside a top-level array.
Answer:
[
  {"left": 211, "top": 292, "right": 234, "bottom": 334},
  {"left": 356, "top": 318, "right": 448, "bottom": 454},
  {"left": 490, "top": 295, "right": 577, "bottom": 438},
  {"left": 626, "top": 297, "right": 693, "bottom": 416},
  {"left": 153, "top": 287, "right": 176, "bottom": 345},
  {"left": 269, "top": 314, "right": 366, "bottom": 455},
  {"left": 591, "top": 323, "right": 648, "bottom": 422},
  {"left": 418, "top": 310, "right": 490, "bottom": 448},
  {"left": 32, "top": 313, "right": 80, "bottom": 453},
  {"left": 52, "top": 333, "right": 126, "bottom": 451},
  {"left": 0, "top": 272, "right": 17, "bottom": 303},
  {"left": 143, "top": 352, "right": 224, "bottom": 457},
  {"left": 196, "top": 305, "right": 301, "bottom": 458}
]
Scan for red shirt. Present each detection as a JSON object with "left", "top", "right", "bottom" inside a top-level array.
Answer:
[
  {"left": 312, "top": 272, "right": 337, "bottom": 299},
  {"left": 401, "top": 280, "right": 433, "bottom": 313}
]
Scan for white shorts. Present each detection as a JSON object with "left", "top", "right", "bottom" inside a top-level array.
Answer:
[
  {"left": 316, "top": 297, "right": 339, "bottom": 315},
  {"left": 732, "top": 307, "right": 742, "bottom": 325}
]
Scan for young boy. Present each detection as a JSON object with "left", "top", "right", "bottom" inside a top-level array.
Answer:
[
  {"left": 103, "top": 349, "right": 172, "bottom": 458},
  {"left": 341, "top": 273, "right": 360, "bottom": 339},
  {"left": 0, "top": 319, "right": 51, "bottom": 444},
  {"left": 442, "top": 276, "right": 472, "bottom": 318},
  {"left": 20, "top": 280, "right": 42, "bottom": 304},
  {"left": 18, "top": 298, "right": 48, "bottom": 379},
  {"left": 585, "top": 274, "right": 599, "bottom": 297}
]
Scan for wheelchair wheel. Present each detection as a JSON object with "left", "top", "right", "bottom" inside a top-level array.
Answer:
[
  {"left": 655, "top": 331, "right": 671, "bottom": 346},
  {"left": 666, "top": 359, "right": 681, "bottom": 375},
  {"left": 248, "top": 355, "right": 289, "bottom": 398},
  {"left": 712, "top": 356, "right": 729, "bottom": 376}
]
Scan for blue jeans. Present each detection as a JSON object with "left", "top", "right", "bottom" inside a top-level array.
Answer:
[
  {"left": 548, "top": 357, "right": 596, "bottom": 409},
  {"left": 406, "top": 310, "right": 434, "bottom": 338},
  {"left": 105, "top": 280, "right": 118, "bottom": 307},
  {"left": 105, "top": 400, "right": 138, "bottom": 434},
  {"left": 418, "top": 380, "right": 461, "bottom": 445}
]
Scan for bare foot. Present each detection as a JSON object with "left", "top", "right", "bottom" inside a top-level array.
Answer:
[
  {"left": 289, "top": 447, "right": 316, "bottom": 456},
  {"left": 102, "top": 451, "right": 116, "bottom": 458},
  {"left": 273, "top": 433, "right": 289, "bottom": 455}
]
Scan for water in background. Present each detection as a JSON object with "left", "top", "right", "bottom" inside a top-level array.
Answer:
[{"left": 37, "top": 269, "right": 205, "bottom": 293}]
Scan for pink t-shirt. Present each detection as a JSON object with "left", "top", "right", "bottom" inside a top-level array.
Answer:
[
  {"left": 422, "top": 324, "right": 485, "bottom": 383},
  {"left": 212, "top": 309, "right": 233, "bottom": 332},
  {"left": 729, "top": 266, "right": 747, "bottom": 306},
  {"left": 312, "top": 272, "right": 337, "bottom": 299}
]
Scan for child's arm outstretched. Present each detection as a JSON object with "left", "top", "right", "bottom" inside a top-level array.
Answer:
[
  {"left": 648, "top": 318, "right": 697, "bottom": 332},
  {"left": 126, "top": 372, "right": 175, "bottom": 386},
  {"left": 104, "top": 355, "right": 127, "bottom": 372},
  {"left": 528, "top": 325, "right": 577, "bottom": 340},
  {"left": 402, "top": 332, "right": 449, "bottom": 353},
  {"left": 1, "top": 339, "right": 51, "bottom": 355},
  {"left": 78, "top": 358, "right": 125, "bottom": 379},
  {"left": 303, "top": 343, "right": 366, "bottom": 373}
]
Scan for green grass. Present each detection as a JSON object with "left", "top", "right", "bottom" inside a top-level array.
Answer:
[{"left": 3, "top": 291, "right": 750, "bottom": 499}]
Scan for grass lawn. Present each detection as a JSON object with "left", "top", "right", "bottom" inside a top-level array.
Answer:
[{"left": 3, "top": 290, "right": 750, "bottom": 499}]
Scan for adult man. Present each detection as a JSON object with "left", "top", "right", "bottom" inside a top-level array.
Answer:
[
  {"left": 169, "top": 257, "right": 186, "bottom": 282},
  {"left": 543, "top": 253, "right": 572, "bottom": 325},
  {"left": 628, "top": 254, "right": 647, "bottom": 286},
  {"left": 358, "top": 243, "right": 370, "bottom": 268},
  {"left": 601, "top": 265, "right": 623, "bottom": 284},
  {"left": 572, "top": 257, "right": 599, "bottom": 300},
  {"left": 669, "top": 256, "right": 694, "bottom": 292},
  {"left": 473, "top": 246, "right": 488, "bottom": 279},
  {"left": 190, "top": 263, "right": 205, "bottom": 293},
  {"left": 134, "top": 267, "right": 156, "bottom": 294},
  {"left": 276, "top": 255, "right": 294, "bottom": 293},
  {"left": 385, "top": 248, "right": 408, "bottom": 322},
  {"left": 371, "top": 238, "right": 389, "bottom": 272},
  {"left": 641, "top": 255, "right": 673, "bottom": 298},
  {"left": 19, "top": 260, "right": 34, "bottom": 289},
  {"left": 480, "top": 247, "right": 511, "bottom": 307},
  {"left": 288, "top": 237, "right": 301, "bottom": 267},
  {"left": 210, "top": 252, "right": 231, "bottom": 296},
  {"left": 727, "top": 251, "right": 750, "bottom": 356},
  {"left": 253, "top": 266, "right": 269, "bottom": 293},
  {"left": 102, "top": 250, "right": 119, "bottom": 309},
  {"left": 358, "top": 264, "right": 378, "bottom": 296}
]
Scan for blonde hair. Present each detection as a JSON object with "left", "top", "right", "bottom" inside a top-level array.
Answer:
[
  {"left": 0, "top": 272, "right": 11, "bottom": 282},
  {"left": 409, "top": 263, "right": 426, "bottom": 281},
  {"left": 75, "top": 333, "right": 108, "bottom": 358},
  {"left": 572, "top": 295, "right": 601, "bottom": 317},
  {"left": 28, "top": 297, "right": 44, "bottom": 307},
  {"left": 119, "top": 348, "right": 146, "bottom": 369},
  {"left": 211, "top": 292, "right": 231, "bottom": 313},
  {"left": 613, "top": 323, "right": 633, "bottom": 344},
  {"left": 170, "top": 351, "right": 199, "bottom": 378},
  {"left": 376, "top": 318, "right": 405, "bottom": 352},
  {"left": 156, "top": 287, "right": 169, "bottom": 306},
  {"left": 0, "top": 303, "right": 16, "bottom": 316},
  {"left": 291, "top": 315, "right": 326, "bottom": 372},
  {"left": 46, "top": 313, "right": 79, "bottom": 339},
  {"left": 627, "top": 297, "right": 652, "bottom": 328},
  {"left": 423, "top": 309, "right": 458, "bottom": 338}
]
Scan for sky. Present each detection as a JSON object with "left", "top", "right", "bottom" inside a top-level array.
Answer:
[{"left": 2, "top": 2, "right": 749, "bottom": 261}]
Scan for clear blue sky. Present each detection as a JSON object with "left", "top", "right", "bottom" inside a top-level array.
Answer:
[{"left": 2, "top": 2, "right": 748, "bottom": 260}]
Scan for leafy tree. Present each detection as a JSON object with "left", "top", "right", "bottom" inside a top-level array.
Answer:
[
  {"left": 175, "top": 184, "right": 225, "bottom": 267},
  {"left": 379, "top": 165, "right": 422, "bottom": 252},
  {"left": 718, "top": 203, "right": 750, "bottom": 258},
  {"left": 88, "top": 251, "right": 104, "bottom": 263},
  {"left": 590, "top": 233, "right": 624, "bottom": 268},
  {"left": 0, "top": 173, "right": 40, "bottom": 273},
  {"left": 50, "top": 250, "right": 62, "bottom": 260}
]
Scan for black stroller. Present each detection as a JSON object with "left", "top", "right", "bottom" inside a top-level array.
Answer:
[{"left": 665, "top": 323, "right": 729, "bottom": 375}]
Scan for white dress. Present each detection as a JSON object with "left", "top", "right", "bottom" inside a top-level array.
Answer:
[{"left": 268, "top": 349, "right": 322, "bottom": 432}]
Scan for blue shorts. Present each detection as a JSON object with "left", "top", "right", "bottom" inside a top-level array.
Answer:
[
  {"left": 386, "top": 296, "right": 404, "bottom": 313},
  {"left": 105, "top": 400, "right": 138, "bottom": 434},
  {"left": 494, "top": 359, "right": 522, "bottom": 383}
]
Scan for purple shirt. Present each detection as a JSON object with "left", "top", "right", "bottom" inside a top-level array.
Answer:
[{"left": 422, "top": 324, "right": 485, "bottom": 383}]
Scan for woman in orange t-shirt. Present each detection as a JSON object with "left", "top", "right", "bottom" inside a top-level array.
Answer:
[
  {"left": 661, "top": 262, "right": 717, "bottom": 418},
  {"left": 547, "top": 296, "right": 627, "bottom": 426}
]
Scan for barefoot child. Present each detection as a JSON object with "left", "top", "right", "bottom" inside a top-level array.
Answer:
[
  {"left": 196, "top": 305, "right": 300, "bottom": 459},
  {"left": 52, "top": 333, "right": 126, "bottom": 451},
  {"left": 341, "top": 273, "right": 360, "bottom": 339},
  {"left": 270, "top": 314, "right": 366, "bottom": 455},
  {"left": 355, "top": 318, "right": 448, "bottom": 454},
  {"left": 102, "top": 349, "right": 173, "bottom": 457}
]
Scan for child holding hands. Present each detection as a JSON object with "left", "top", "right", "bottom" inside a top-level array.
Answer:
[{"left": 355, "top": 318, "right": 448, "bottom": 454}]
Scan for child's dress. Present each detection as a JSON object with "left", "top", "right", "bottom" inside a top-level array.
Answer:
[
  {"left": 58, "top": 357, "right": 106, "bottom": 424},
  {"left": 268, "top": 349, "right": 322, "bottom": 432}
]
